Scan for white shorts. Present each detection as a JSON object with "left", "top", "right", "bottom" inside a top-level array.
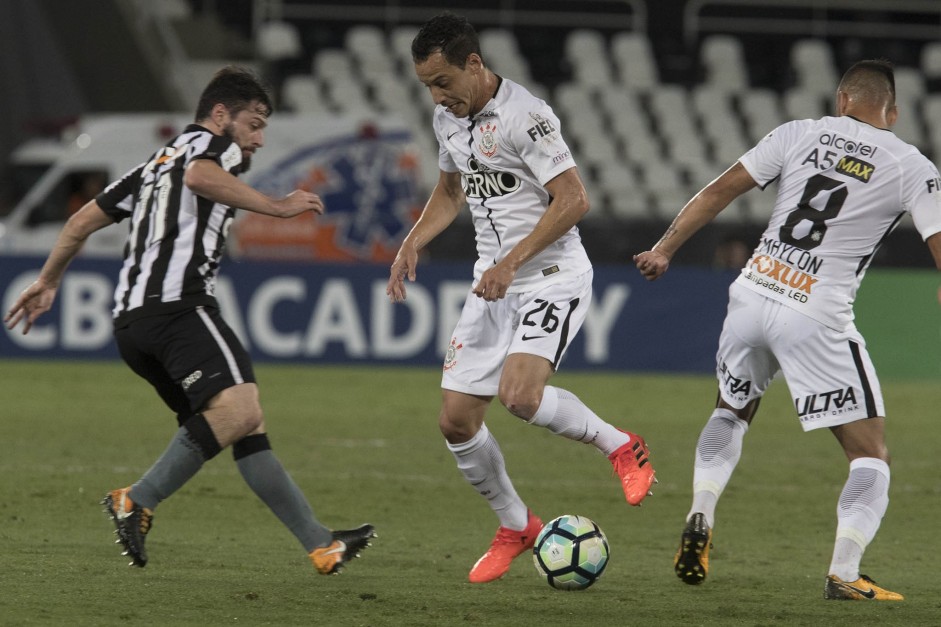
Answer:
[
  {"left": 717, "top": 283, "right": 884, "bottom": 431},
  {"left": 441, "top": 270, "right": 593, "bottom": 396}
]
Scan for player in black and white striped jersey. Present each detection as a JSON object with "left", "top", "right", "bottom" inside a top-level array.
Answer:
[{"left": 5, "top": 66, "right": 376, "bottom": 576}]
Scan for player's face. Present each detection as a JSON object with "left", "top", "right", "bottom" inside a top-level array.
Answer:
[
  {"left": 415, "top": 51, "right": 486, "bottom": 118},
  {"left": 225, "top": 101, "right": 268, "bottom": 171}
]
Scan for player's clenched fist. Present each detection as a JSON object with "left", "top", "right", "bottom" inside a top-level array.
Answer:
[{"left": 282, "top": 190, "right": 325, "bottom": 215}]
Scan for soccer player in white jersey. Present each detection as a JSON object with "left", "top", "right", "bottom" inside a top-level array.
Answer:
[
  {"left": 387, "top": 13, "right": 656, "bottom": 584},
  {"left": 635, "top": 59, "right": 941, "bottom": 600}
]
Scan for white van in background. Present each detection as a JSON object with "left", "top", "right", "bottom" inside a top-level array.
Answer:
[{"left": 0, "top": 113, "right": 428, "bottom": 262}]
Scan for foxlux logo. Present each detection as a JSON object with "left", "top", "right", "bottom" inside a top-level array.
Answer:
[
  {"left": 181, "top": 370, "right": 203, "bottom": 390},
  {"left": 749, "top": 255, "right": 818, "bottom": 293},
  {"left": 462, "top": 156, "right": 521, "bottom": 199}
]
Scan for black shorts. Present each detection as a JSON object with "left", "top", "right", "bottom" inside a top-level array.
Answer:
[{"left": 114, "top": 306, "right": 255, "bottom": 423}]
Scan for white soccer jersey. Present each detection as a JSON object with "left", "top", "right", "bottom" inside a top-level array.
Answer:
[
  {"left": 737, "top": 115, "right": 941, "bottom": 331},
  {"left": 433, "top": 77, "right": 592, "bottom": 292}
]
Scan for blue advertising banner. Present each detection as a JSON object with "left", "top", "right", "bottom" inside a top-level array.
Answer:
[{"left": 0, "top": 255, "right": 734, "bottom": 373}]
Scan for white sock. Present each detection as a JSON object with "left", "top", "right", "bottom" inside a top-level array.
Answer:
[
  {"left": 689, "top": 408, "right": 748, "bottom": 528},
  {"left": 447, "top": 423, "right": 529, "bottom": 530},
  {"left": 528, "top": 385, "right": 629, "bottom": 456},
  {"left": 828, "top": 457, "right": 890, "bottom": 582}
]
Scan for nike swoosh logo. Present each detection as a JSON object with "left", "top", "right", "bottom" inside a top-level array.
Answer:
[
  {"left": 521, "top": 333, "right": 547, "bottom": 341},
  {"left": 447, "top": 131, "right": 459, "bottom": 141},
  {"left": 323, "top": 541, "right": 346, "bottom": 557},
  {"left": 844, "top": 583, "right": 876, "bottom": 599}
]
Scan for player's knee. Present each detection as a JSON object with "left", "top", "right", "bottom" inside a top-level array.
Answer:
[
  {"left": 438, "top": 411, "right": 477, "bottom": 443},
  {"left": 498, "top": 387, "right": 540, "bottom": 421},
  {"left": 239, "top": 404, "right": 264, "bottom": 435}
]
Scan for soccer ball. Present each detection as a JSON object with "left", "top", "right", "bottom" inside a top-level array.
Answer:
[{"left": 532, "top": 515, "right": 609, "bottom": 590}]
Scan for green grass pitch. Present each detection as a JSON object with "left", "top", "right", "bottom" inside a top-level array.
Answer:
[{"left": 1, "top": 359, "right": 938, "bottom": 626}]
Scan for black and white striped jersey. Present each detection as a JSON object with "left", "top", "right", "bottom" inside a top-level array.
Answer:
[{"left": 96, "top": 124, "right": 244, "bottom": 327}]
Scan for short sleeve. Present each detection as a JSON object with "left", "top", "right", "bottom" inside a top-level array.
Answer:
[
  {"left": 95, "top": 163, "right": 145, "bottom": 223},
  {"left": 193, "top": 133, "right": 242, "bottom": 174},
  {"left": 739, "top": 120, "right": 804, "bottom": 189},
  {"left": 903, "top": 154, "right": 941, "bottom": 240},
  {"left": 507, "top": 102, "right": 576, "bottom": 186}
]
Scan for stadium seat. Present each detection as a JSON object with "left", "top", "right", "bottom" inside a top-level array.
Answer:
[
  {"left": 479, "top": 29, "right": 533, "bottom": 84},
  {"left": 921, "top": 94, "right": 941, "bottom": 158},
  {"left": 368, "top": 74, "right": 415, "bottom": 113},
  {"left": 390, "top": 25, "right": 420, "bottom": 73},
  {"left": 693, "top": 85, "right": 747, "bottom": 153},
  {"left": 565, "top": 29, "right": 616, "bottom": 87},
  {"left": 313, "top": 48, "right": 354, "bottom": 79},
  {"left": 783, "top": 87, "right": 828, "bottom": 120},
  {"left": 345, "top": 24, "right": 395, "bottom": 80},
  {"left": 647, "top": 85, "right": 690, "bottom": 130},
  {"left": 565, "top": 109, "right": 619, "bottom": 169},
  {"left": 892, "top": 66, "right": 927, "bottom": 149},
  {"left": 738, "top": 88, "right": 784, "bottom": 142},
  {"left": 326, "top": 79, "right": 378, "bottom": 117},
  {"left": 637, "top": 160, "right": 689, "bottom": 219},
  {"left": 594, "top": 162, "right": 651, "bottom": 220},
  {"left": 790, "top": 39, "right": 839, "bottom": 95},
  {"left": 700, "top": 35, "right": 748, "bottom": 92},
  {"left": 921, "top": 41, "right": 941, "bottom": 89},
  {"left": 281, "top": 74, "right": 330, "bottom": 113},
  {"left": 610, "top": 31, "right": 659, "bottom": 90},
  {"left": 666, "top": 132, "right": 710, "bottom": 170},
  {"left": 600, "top": 86, "right": 662, "bottom": 163},
  {"left": 554, "top": 82, "right": 595, "bottom": 119},
  {"left": 256, "top": 20, "right": 302, "bottom": 61}
]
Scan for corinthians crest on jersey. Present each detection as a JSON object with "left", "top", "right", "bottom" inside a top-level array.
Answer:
[{"left": 478, "top": 122, "right": 498, "bottom": 157}]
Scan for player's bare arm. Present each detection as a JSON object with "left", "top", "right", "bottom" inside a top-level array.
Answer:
[
  {"left": 634, "top": 162, "right": 757, "bottom": 281},
  {"left": 926, "top": 231, "right": 941, "bottom": 270},
  {"left": 473, "top": 167, "right": 588, "bottom": 302},
  {"left": 184, "top": 159, "right": 324, "bottom": 218},
  {"left": 388, "top": 170, "right": 465, "bottom": 302},
  {"left": 4, "top": 201, "right": 115, "bottom": 334}
]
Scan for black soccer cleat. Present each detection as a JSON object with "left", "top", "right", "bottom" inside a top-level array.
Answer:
[
  {"left": 674, "top": 512, "right": 712, "bottom": 585},
  {"left": 102, "top": 487, "right": 153, "bottom": 567},
  {"left": 309, "top": 524, "right": 377, "bottom": 575}
]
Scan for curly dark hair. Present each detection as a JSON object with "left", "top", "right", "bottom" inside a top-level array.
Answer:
[
  {"left": 411, "top": 13, "right": 482, "bottom": 68},
  {"left": 194, "top": 65, "right": 273, "bottom": 121}
]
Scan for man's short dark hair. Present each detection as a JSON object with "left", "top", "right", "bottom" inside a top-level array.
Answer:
[
  {"left": 838, "top": 59, "right": 896, "bottom": 107},
  {"left": 194, "top": 66, "right": 273, "bottom": 121},
  {"left": 411, "top": 13, "right": 482, "bottom": 68}
]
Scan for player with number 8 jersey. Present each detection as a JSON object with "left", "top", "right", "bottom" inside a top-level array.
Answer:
[
  {"left": 735, "top": 114, "right": 939, "bottom": 331},
  {"left": 634, "top": 59, "right": 941, "bottom": 600}
]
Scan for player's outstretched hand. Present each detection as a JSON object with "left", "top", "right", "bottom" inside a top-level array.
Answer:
[
  {"left": 633, "top": 249, "right": 670, "bottom": 281},
  {"left": 4, "top": 279, "right": 57, "bottom": 335},
  {"left": 387, "top": 243, "right": 418, "bottom": 303}
]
